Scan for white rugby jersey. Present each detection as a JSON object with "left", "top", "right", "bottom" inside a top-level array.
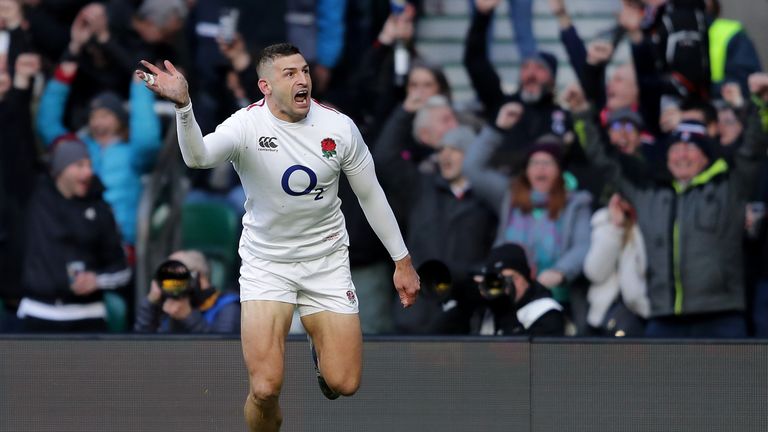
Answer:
[{"left": 176, "top": 98, "right": 407, "bottom": 263}]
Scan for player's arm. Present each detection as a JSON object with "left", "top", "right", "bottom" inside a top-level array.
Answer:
[
  {"left": 347, "top": 163, "right": 420, "bottom": 307},
  {"left": 135, "top": 60, "right": 238, "bottom": 168}
]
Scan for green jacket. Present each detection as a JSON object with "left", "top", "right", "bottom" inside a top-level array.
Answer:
[{"left": 575, "top": 103, "right": 768, "bottom": 317}]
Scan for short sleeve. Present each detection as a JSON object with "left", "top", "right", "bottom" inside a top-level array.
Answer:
[{"left": 341, "top": 116, "right": 373, "bottom": 176}]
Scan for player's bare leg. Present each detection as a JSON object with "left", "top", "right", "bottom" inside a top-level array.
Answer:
[
  {"left": 301, "top": 311, "right": 363, "bottom": 397},
  {"left": 241, "top": 300, "right": 295, "bottom": 432}
]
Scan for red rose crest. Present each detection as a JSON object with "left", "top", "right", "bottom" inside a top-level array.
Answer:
[
  {"left": 321, "top": 137, "right": 337, "bottom": 159},
  {"left": 346, "top": 290, "right": 357, "bottom": 305}
]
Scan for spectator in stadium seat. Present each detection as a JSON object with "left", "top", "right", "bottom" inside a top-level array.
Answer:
[
  {"left": 0, "top": 53, "right": 42, "bottom": 330},
  {"left": 464, "top": 101, "right": 592, "bottom": 313},
  {"left": 411, "top": 94, "right": 460, "bottom": 163},
  {"left": 0, "top": 0, "right": 35, "bottom": 74},
  {"left": 705, "top": 0, "right": 762, "bottom": 98},
  {"left": 583, "top": 193, "right": 650, "bottom": 336},
  {"left": 375, "top": 67, "right": 453, "bottom": 167},
  {"left": 464, "top": 0, "right": 572, "bottom": 174},
  {"left": 593, "top": 106, "right": 669, "bottom": 201},
  {"left": 16, "top": 137, "right": 130, "bottom": 332},
  {"left": 580, "top": 39, "right": 646, "bottom": 128},
  {"left": 342, "top": 4, "right": 430, "bottom": 142},
  {"left": 714, "top": 87, "right": 746, "bottom": 162},
  {"left": 568, "top": 72, "right": 768, "bottom": 337},
  {"left": 52, "top": 3, "right": 148, "bottom": 126},
  {"left": 37, "top": 56, "right": 161, "bottom": 246},
  {"left": 549, "top": 0, "right": 660, "bottom": 159},
  {"left": 14, "top": 0, "right": 81, "bottom": 61},
  {"left": 472, "top": 243, "right": 565, "bottom": 336},
  {"left": 377, "top": 94, "right": 458, "bottom": 226},
  {"left": 376, "top": 125, "right": 497, "bottom": 334},
  {"left": 134, "top": 250, "right": 240, "bottom": 334}
]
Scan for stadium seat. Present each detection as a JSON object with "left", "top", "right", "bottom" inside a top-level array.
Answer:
[{"left": 181, "top": 202, "right": 240, "bottom": 290}]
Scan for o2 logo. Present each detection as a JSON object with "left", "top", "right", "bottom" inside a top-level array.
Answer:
[{"left": 281, "top": 165, "right": 325, "bottom": 200}]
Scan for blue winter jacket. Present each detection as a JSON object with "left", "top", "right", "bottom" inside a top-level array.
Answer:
[{"left": 37, "top": 78, "right": 161, "bottom": 244}]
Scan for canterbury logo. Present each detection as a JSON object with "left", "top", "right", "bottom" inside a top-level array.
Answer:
[{"left": 258, "top": 137, "right": 278, "bottom": 148}]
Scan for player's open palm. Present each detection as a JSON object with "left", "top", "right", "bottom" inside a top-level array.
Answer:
[{"left": 136, "top": 59, "right": 190, "bottom": 107}]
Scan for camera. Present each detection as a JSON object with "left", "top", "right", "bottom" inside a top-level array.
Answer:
[
  {"left": 417, "top": 260, "right": 452, "bottom": 301},
  {"left": 476, "top": 270, "right": 514, "bottom": 300},
  {"left": 154, "top": 259, "right": 199, "bottom": 299}
]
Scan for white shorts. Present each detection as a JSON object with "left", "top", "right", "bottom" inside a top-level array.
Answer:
[{"left": 239, "top": 246, "right": 359, "bottom": 316}]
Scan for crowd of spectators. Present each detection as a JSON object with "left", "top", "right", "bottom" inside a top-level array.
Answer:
[{"left": 1, "top": 0, "right": 766, "bottom": 337}]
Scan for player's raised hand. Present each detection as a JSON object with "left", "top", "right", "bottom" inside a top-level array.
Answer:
[
  {"left": 393, "top": 255, "right": 420, "bottom": 308},
  {"left": 136, "top": 59, "right": 190, "bottom": 108}
]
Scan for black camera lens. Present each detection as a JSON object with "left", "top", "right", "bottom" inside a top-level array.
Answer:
[
  {"left": 155, "top": 260, "right": 192, "bottom": 298},
  {"left": 479, "top": 272, "right": 510, "bottom": 299}
]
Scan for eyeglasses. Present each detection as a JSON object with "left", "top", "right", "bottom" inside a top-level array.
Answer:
[{"left": 610, "top": 121, "right": 637, "bottom": 133}]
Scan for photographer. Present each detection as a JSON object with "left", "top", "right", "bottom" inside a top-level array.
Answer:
[
  {"left": 134, "top": 250, "right": 240, "bottom": 333},
  {"left": 472, "top": 244, "right": 565, "bottom": 336}
]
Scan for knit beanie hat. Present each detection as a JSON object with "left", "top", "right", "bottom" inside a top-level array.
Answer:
[
  {"left": 90, "top": 92, "right": 129, "bottom": 127},
  {"left": 523, "top": 51, "right": 558, "bottom": 78},
  {"left": 607, "top": 108, "right": 644, "bottom": 129},
  {"left": 50, "top": 135, "right": 90, "bottom": 178},
  {"left": 525, "top": 134, "right": 564, "bottom": 169},
  {"left": 483, "top": 243, "right": 532, "bottom": 282},
  {"left": 670, "top": 120, "right": 714, "bottom": 159}
]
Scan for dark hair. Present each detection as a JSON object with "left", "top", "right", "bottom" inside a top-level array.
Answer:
[
  {"left": 680, "top": 99, "right": 718, "bottom": 125},
  {"left": 408, "top": 59, "right": 453, "bottom": 103},
  {"left": 255, "top": 43, "right": 302, "bottom": 78}
]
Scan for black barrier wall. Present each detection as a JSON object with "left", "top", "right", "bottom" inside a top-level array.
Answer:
[{"left": 1, "top": 337, "right": 766, "bottom": 432}]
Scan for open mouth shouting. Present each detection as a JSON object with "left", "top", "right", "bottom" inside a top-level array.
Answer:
[{"left": 294, "top": 88, "right": 310, "bottom": 109}]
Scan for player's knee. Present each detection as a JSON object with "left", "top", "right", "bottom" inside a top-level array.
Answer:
[
  {"left": 245, "top": 392, "right": 283, "bottom": 429},
  {"left": 249, "top": 377, "right": 282, "bottom": 402},
  {"left": 328, "top": 374, "right": 360, "bottom": 397}
]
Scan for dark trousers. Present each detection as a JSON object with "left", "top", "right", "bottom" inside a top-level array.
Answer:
[
  {"left": 645, "top": 311, "right": 747, "bottom": 338},
  {"left": 22, "top": 317, "right": 108, "bottom": 333}
]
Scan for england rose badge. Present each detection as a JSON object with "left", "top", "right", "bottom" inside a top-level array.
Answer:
[{"left": 321, "top": 137, "right": 337, "bottom": 159}]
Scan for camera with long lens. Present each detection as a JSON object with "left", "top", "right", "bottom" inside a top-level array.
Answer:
[
  {"left": 417, "top": 260, "right": 452, "bottom": 301},
  {"left": 477, "top": 268, "right": 514, "bottom": 300},
  {"left": 154, "top": 260, "right": 199, "bottom": 299}
]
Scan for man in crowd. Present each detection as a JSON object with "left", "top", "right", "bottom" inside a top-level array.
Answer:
[
  {"left": 135, "top": 250, "right": 240, "bottom": 333},
  {"left": 16, "top": 137, "right": 130, "bottom": 332},
  {"left": 569, "top": 73, "right": 768, "bottom": 337},
  {"left": 473, "top": 243, "right": 565, "bottom": 336}
]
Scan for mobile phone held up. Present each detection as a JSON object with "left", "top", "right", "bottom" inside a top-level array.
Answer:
[{"left": 218, "top": 8, "right": 240, "bottom": 44}]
